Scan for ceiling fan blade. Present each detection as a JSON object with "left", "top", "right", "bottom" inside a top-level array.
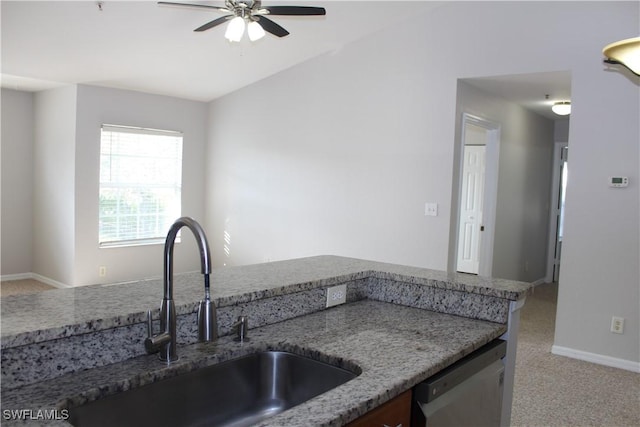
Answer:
[
  {"left": 262, "top": 6, "right": 326, "bottom": 16},
  {"left": 256, "top": 16, "right": 290, "bottom": 37},
  {"left": 158, "top": 1, "right": 229, "bottom": 13},
  {"left": 194, "top": 15, "right": 232, "bottom": 32}
]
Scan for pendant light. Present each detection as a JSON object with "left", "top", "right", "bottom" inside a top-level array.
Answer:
[{"left": 603, "top": 37, "right": 640, "bottom": 76}]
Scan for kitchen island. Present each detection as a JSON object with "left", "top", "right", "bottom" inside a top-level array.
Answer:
[{"left": 1, "top": 256, "right": 531, "bottom": 426}]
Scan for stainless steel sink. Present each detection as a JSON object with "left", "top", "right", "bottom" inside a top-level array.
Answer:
[{"left": 68, "top": 351, "right": 358, "bottom": 427}]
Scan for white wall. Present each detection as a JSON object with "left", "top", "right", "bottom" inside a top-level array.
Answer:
[
  {"left": 454, "top": 81, "right": 555, "bottom": 282},
  {"left": 554, "top": 47, "right": 639, "bottom": 366},
  {"left": 207, "top": 1, "right": 639, "bottom": 367},
  {"left": 4, "top": 85, "right": 209, "bottom": 286},
  {"left": 33, "top": 86, "right": 78, "bottom": 285},
  {"left": 72, "top": 85, "right": 209, "bottom": 285},
  {"left": 1, "top": 89, "right": 34, "bottom": 276},
  {"left": 206, "top": 14, "right": 456, "bottom": 269}
]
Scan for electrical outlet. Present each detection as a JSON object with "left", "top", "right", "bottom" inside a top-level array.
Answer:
[
  {"left": 326, "top": 284, "right": 347, "bottom": 308},
  {"left": 99, "top": 266, "right": 107, "bottom": 277},
  {"left": 611, "top": 316, "right": 625, "bottom": 334}
]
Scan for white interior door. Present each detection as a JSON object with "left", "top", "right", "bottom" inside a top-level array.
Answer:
[
  {"left": 457, "top": 145, "right": 486, "bottom": 274},
  {"left": 452, "top": 113, "right": 500, "bottom": 277}
]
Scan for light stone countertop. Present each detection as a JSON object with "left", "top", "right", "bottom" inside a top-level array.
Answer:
[
  {"left": 1, "top": 255, "right": 530, "bottom": 349},
  {"left": 1, "top": 299, "right": 507, "bottom": 427}
]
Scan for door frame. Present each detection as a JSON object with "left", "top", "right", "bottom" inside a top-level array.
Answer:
[
  {"left": 454, "top": 113, "right": 501, "bottom": 276},
  {"left": 545, "top": 142, "right": 568, "bottom": 283}
]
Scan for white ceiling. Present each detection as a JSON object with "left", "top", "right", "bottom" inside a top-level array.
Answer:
[
  {"left": 1, "top": 0, "right": 445, "bottom": 101},
  {"left": 2, "top": 0, "right": 571, "bottom": 119}
]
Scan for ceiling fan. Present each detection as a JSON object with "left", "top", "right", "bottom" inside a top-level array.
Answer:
[{"left": 158, "top": 0, "right": 326, "bottom": 41}]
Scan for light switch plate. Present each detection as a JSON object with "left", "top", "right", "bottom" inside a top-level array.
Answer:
[{"left": 425, "top": 202, "right": 438, "bottom": 217}]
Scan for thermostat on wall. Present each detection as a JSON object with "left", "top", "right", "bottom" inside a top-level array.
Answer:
[{"left": 609, "top": 176, "right": 629, "bottom": 188}]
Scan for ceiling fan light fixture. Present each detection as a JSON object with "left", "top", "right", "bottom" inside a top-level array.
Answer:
[
  {"left": 225, "top": 16, "right": 245, "bottom": 42},
  {"left": 247, "top": 20, "right": 265, "bottom": 41},
  {"left": 603, "top": 37, "right": 640, "bottom": 76},
  {"left": 552, "top": 101, "right": 571, "bottom": 116},
  {"left": 160, "top": 1, "right": 326, "bottom": 40}
]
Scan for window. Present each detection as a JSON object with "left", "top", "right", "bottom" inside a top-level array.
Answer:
[{"left": 99, "top": 124, "right": 183, "bottom": 247}]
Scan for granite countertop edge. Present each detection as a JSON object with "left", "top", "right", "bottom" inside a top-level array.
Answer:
[{"left": 1, "top": 256, "right": 529, "bottom": 349}]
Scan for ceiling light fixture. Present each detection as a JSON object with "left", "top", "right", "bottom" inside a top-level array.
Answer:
[
  {"left": 224, "top": 14, "right": 265, "bottom": 42},
  {"left": 552, "top": 101, "right": 571, "bottom": 116},
  {"left": 603, "top": 37, "right": 640, "bottom": 76},
  {"left": 247, "top": 20, "right": 266, "bottom": 41},
  {"left": 224, "top": 16, "right": 246, "bottom": 42},
  {"left": 160, "top": 1, "right": 326, "bottom": 41}
]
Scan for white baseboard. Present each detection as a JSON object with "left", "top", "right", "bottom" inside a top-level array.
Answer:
[
  {"left": 552, "top": 345, "right": 640, "bottom": 373},
  {"left": 32, "top": 273, "right": 72, "bottom": 289},
  {"left": 0, "top": 272, "right": 33, "bottom": 281},
  {"left": 529, "top": 277, "right": 547, "bottom": 286},
  {"left": 0, "top": 272, "right": 71, "bottom": 289}
]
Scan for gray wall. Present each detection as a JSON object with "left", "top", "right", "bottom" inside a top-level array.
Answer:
[
  {"left": 554, "top": 120, "right": 570, "bottom": 143},
  {"left": 206, "top": 1, "right": 639, "bottom": 367},
  {"left": 1, "top": 89, "right": 34, "bottom": 276},
  {"left": 33, "top": 86, "right": 78, "bottom": 285}
]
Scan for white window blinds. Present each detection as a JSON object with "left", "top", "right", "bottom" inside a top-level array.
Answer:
[{"left": 99, "top": 124, "right": 183, "bottom": 247}]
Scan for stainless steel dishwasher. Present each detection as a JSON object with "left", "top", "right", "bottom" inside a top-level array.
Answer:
[{"left": 412, "top": 339, "right": 507, "bottom": 427}]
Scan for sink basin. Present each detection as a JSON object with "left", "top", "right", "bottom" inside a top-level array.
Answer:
[{"left": 68, "top": 351, "right": 358, "bottom": 427}]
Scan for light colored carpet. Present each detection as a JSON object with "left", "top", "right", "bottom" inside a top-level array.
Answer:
[
  {"left": 0, "top": 279, "right": 56, "bottom": 297},
  {"left": 511, "top": 282, "right": 640, "bottom": 426}
]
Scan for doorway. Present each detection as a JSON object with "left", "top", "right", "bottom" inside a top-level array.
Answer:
[
  {"left": 546, "top": 143, "right": 568, "bottom": 282},
  {"left": 455, "top": 114, "right": 500, "bottom": 276}
]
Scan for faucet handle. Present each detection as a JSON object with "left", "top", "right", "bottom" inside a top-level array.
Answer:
[
  {"left": 144, "top": 309, "right": 171, "bottom": 354},
  {"left": 233, "top": 316, "right": 249, "bottom": 342}
]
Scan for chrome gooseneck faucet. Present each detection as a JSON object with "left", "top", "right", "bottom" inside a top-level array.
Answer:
[{"left": 145, "top": 217, "right": 217, "bottom": 363}]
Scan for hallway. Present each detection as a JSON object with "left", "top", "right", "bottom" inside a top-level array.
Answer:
[{"left": 511, "top": 283, "right": 639, "bottom": 426}]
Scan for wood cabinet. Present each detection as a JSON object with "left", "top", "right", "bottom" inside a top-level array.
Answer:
[{"left": 347, "top": 390, "right": 412, "bottom": 427}]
